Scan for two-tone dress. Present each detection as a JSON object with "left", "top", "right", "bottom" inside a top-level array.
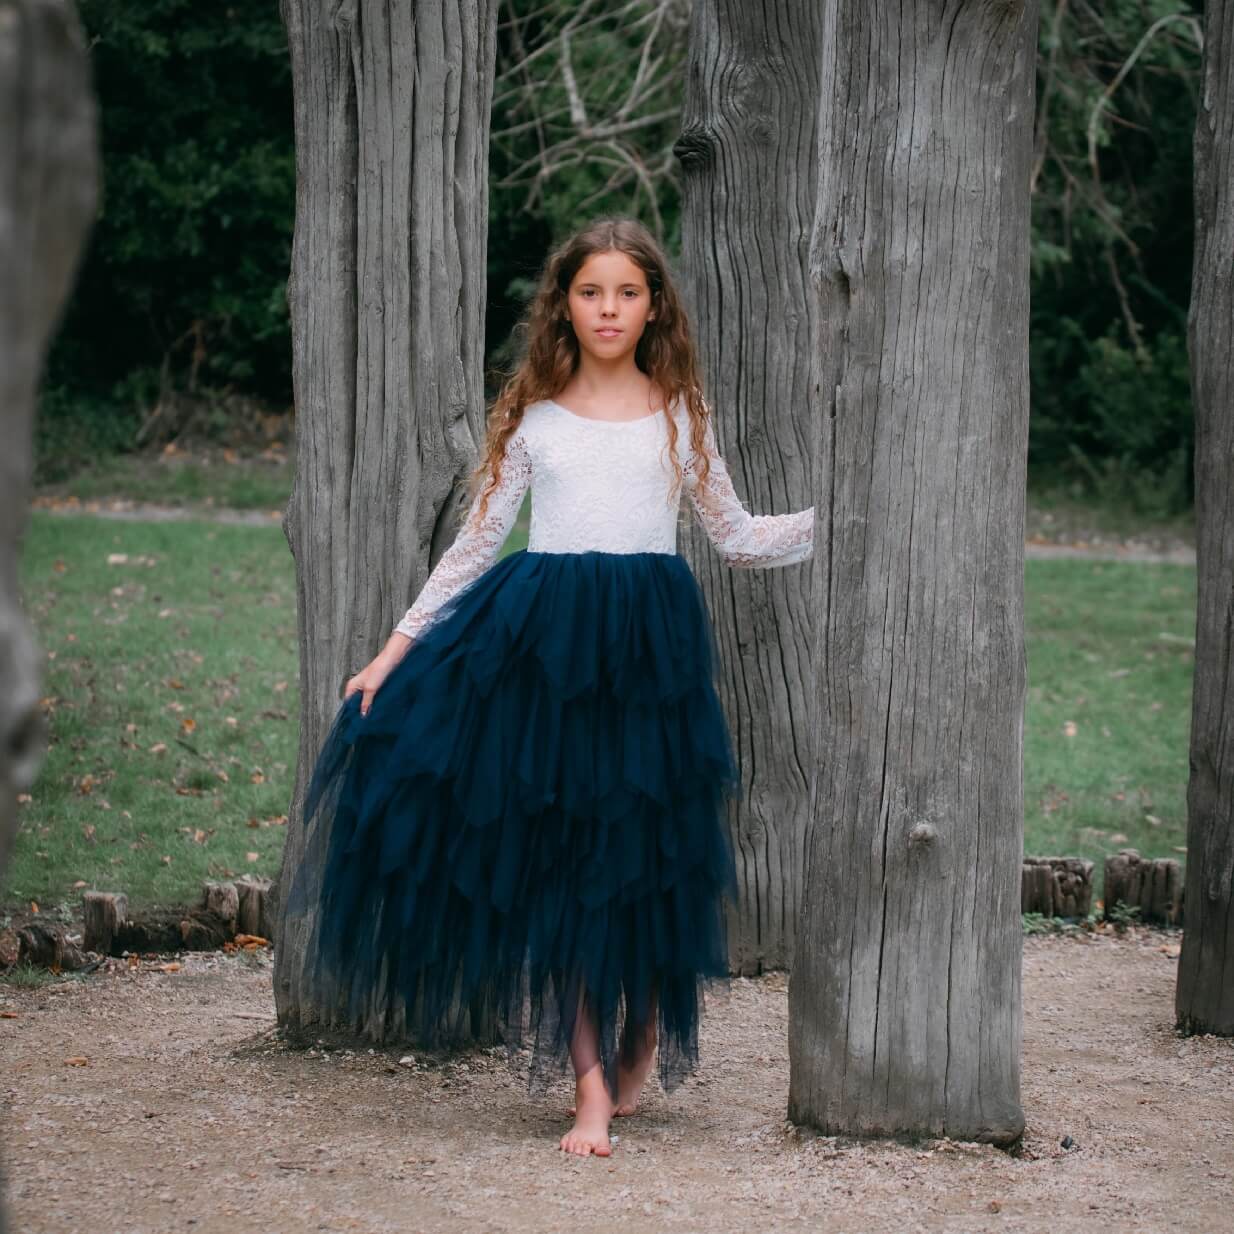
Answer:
[{"left": 289, "top": 394, "right": 813, "bottom": 1102}]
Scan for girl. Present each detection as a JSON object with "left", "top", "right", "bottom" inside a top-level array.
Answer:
[{"left": 287, "top": 216, "right": 813, "bottom": 1158}]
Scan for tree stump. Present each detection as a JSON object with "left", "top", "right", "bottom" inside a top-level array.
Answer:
[
  {"left": 1021, "top": 858, "right": 1094, "bottom": 918},
  {"left": 202, "top": 880, "right": 239, "bottom": 931},
  {"left": 1105, "top": 849, "right": 1184, "bottom": 925},
  {"left": 0, "top": 927, "right": 19, "bottom": 968},
  {"left": 83, "top": 891, "right": 128, "bottom": 954},
  {"left": 15, "top": 921, "right": 88, "bottom": 971},
  {"left": 235, "top": 875, "right": 275, "bottom": 939}
]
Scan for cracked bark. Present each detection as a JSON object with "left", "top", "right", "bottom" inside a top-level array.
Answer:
[
  {"left": 675, "top": 0, "right": 823, "bottom": 975},
  {"left": 788, "top": 0, "right": 1037, "bottom": 1142},
  {"left": 273, "top": 0, "right": 500, "bottom": 1041},
  {"left": 1176, "top": 0, "right": 1234, "bottom": 1037},
  {"left": 0, "top": 9, "right": 98, "bottom": 1230}
]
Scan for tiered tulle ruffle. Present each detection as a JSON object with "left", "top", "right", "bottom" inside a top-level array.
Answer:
[{"left": 284, "top": 548, "right": 741, "bottom": 1101}]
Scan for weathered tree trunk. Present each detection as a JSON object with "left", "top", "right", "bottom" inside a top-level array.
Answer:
[
  {"left": 0, "top": 6, "right": 99, "bottom": 1230},
  {"left": 0, "top": 0, "right": 98, "bottom": 876},
  {"left": 675, "top": 0, "right": 823, "bottom": 975},
  {"left": 1176, "top": 0, "right": 1234, "bottom": 1036},
  {"left": 274, "top": 1, "right": 500, "bottom": 1040},
  {"left": 788, "top": 0, "right": 1037, "bottom": 1142}
]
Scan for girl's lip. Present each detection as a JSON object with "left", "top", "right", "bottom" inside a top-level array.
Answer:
[{"left": 595, "top": 328, "right": 622, "bottom": 336}]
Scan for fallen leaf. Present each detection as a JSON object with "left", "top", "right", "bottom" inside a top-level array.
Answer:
[
  {"left": 246, "top": 851, "right": 260, "bottom": 862},
  {"left": 158, "top": 962, "right": 182, "bottom": 973},
  {"left": 65, "top": 1056, "right": 90, "bottom": 1067},
  {"left": 149, "top": 742, "right": 167, "bottom": 754}
]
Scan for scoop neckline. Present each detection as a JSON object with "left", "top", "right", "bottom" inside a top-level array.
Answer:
[{"left": 545, "top": 398, "right": 666, "bottom": 426}]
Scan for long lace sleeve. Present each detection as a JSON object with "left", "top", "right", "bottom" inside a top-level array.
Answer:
[
  {"left": 684, "top": 416, "right": 813, "bottom": 568},
  {"left": 394, "top": 431, "right": 532, "bottom": 642}
]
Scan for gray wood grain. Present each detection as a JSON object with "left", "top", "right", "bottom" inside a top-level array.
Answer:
[
  {"left": 0, "top": 8, "right": 97, "bottom": 1232},
  {"left": 675, "top": 0, "right": 823, "bottom": 975},
  {"left": 788, "top": 0, "right": 1037, "bottom": 1143},
  {"left": 273, "top": 0, "right": 499, "bottom": 1040},
  {"left": 0, "top": 0, "right": 97, "bottom": 884},
  {"left": 1176, "top": 0, "right": 1234, "bottom": 1036}
]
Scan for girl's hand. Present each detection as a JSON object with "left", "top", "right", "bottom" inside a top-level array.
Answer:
[{"left": 344, "top": 658, "right": 392, "bottom": 716}]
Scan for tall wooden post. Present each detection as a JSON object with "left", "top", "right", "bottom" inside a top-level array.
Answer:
[{"left": 789, "top": 0, "right": 1038, "bottom": 1143}]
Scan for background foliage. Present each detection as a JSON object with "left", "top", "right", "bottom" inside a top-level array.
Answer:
[{"left": 40, "top": 0, "right": 1200, "bottom": 515}]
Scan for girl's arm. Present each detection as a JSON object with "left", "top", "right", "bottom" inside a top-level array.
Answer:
[
  {"left": 684, "top": 415, "right": 813, "bottom": 568},
  {"left": 391, "top": 430, "right": 533, "bottom": 648}
]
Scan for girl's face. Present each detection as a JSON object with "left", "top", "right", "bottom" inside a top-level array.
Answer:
[{"left": 564, "top": 250, "right": 656, "bottom": 363}]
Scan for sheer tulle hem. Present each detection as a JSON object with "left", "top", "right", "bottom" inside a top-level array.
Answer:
[{"left": 284, "top": 549, "right": 741, "bottom": 1101}]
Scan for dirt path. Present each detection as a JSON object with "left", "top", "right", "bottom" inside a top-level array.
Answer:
[{"left": 2, "top": 930, "right": 1230, "bottom": 1234}]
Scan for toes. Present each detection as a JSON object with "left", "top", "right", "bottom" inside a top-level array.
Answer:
[{"left": 558, "top": 1129, "right": 611, "bottom": 1157}]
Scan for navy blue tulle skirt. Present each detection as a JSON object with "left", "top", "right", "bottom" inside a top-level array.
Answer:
[{"left": 285, "top": 548, "right": 741, "bottom": 1102}]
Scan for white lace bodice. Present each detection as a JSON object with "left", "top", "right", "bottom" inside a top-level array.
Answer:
[{"left": 394, "top": 397, "right": 813, "bottom": 642}]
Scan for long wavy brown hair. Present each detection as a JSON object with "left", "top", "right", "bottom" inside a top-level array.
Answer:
[{"left": 466, "top": 216, "right": 716, "bottom": 523}]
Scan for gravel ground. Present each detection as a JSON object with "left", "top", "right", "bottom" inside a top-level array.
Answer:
[{"left": 2, "top": 929, "right": 1231, "bottom": 1234}]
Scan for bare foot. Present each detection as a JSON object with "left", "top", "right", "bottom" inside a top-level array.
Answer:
[
  {"left": 613, "top": 1044, "right": 656, "bottom": 1115},
  {"left": 567, "top": 1047, "right": 656, "bottom": 1118},
  {"left": 559, "top": 1083, "right": 613, "bottom": 1157}
]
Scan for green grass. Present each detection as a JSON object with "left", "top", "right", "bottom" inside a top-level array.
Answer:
[
  {"left": 35, "top": 452, "right": 294, "bottom": 512},
  {"left": 1023, "top": 559, "right": 1194, "bottom": 869},
  {"left": 6, "top": 513, "right": 300, "bottom": 918},
  {"left": 5, "top": 509, "right": 1194, "bottom": 919}
]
